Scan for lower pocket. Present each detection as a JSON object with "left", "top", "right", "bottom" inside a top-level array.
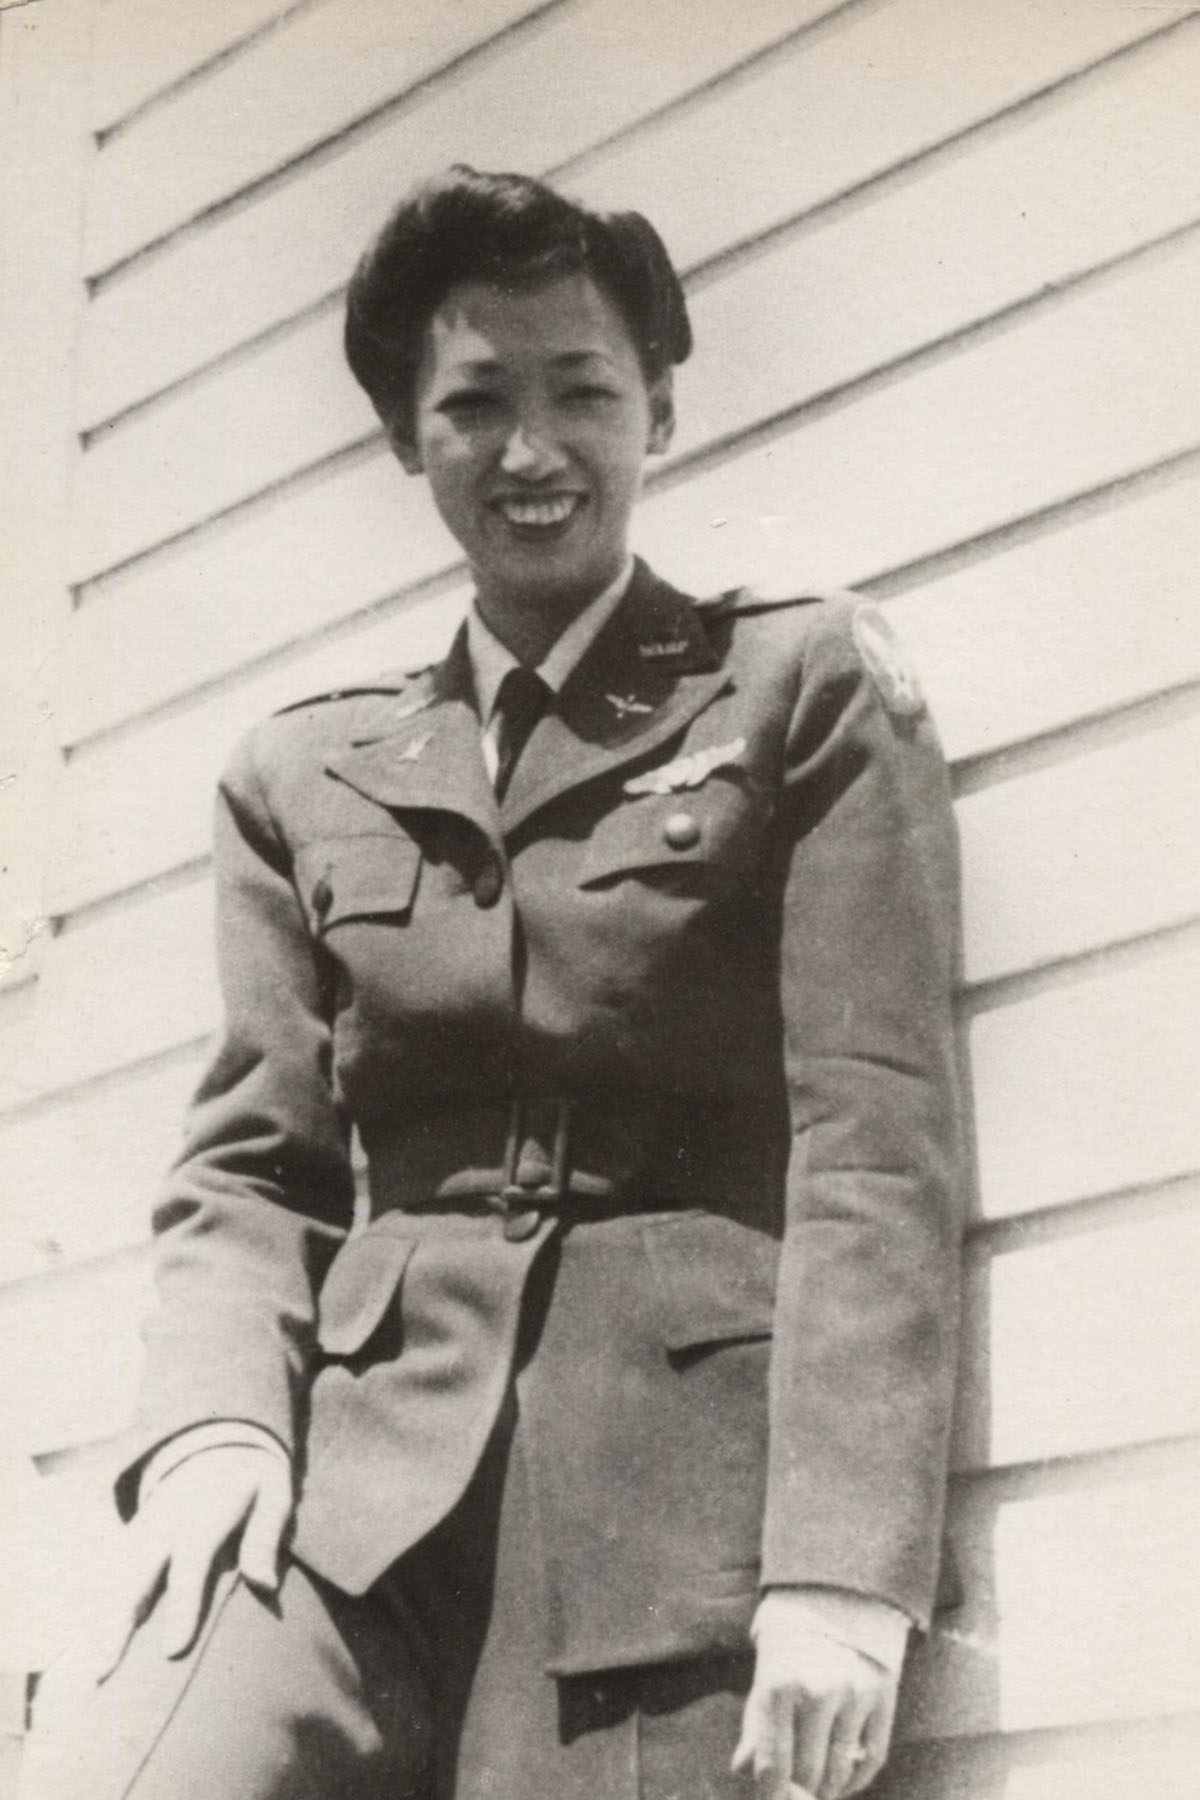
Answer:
[{"left": 640, "top": 1212, "right": 778, "bottom": 1354}]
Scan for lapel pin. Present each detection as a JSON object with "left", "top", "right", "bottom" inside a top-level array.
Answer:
[
  {"left": 638, "top": 638, "right": 691, "bottom": 660},
  {"left": 396, "top": 731, "right": 433, "bottom": 763}
]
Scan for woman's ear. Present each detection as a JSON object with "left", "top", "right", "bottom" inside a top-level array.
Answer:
[{"left": 646, "top": 372, "right": 675, "bottom": 455}]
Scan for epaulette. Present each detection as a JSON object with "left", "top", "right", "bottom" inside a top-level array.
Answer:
[
  {"left": 697, "top": 585, "right": 839, "bottom": 619},
  {"left": 271, "top": 664, "right": 434, "bottom": 718}
]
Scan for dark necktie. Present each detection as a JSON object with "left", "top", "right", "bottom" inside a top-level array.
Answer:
[{"left": 493, "top": 666, "right": 550, "bottom": 799}]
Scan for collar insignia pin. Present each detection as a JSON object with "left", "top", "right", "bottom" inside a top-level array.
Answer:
[
  {"left": 605, "top": 692, "right": 654, "bottom": 718},
  {"left": 638, "top": 638, "right": 690, "bottom": 660},
  {"left": 396, "top": 731, "right": 433, "bottom": 763}
]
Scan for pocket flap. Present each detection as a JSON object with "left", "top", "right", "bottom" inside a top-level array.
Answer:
[
  {"left": 579, "top": 781, "right": 767, "bottom": 889},
  {"left": 317, "top": 1229, "right": 417, "bottom": 1356},
  {"left": 296, "top": 834, "right": 422, "bottom": 932},
  {"left": 642, "top": 1213, "right": 777, "bottom": 1353}
]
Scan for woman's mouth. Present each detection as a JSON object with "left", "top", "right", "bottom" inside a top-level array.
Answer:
[{"left": 493, "top": 494, "right": 584, "bottom": 529}]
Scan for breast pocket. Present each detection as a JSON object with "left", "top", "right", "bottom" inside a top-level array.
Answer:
[
  {"left": 578, "top": 776, "right": 770, "bottom": 892},
  {"left": 295, "top": 834, "right": 422, "bottom": 935}
]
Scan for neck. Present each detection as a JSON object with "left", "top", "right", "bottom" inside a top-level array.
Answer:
[{"left": 475, "top": 564, "right": 628, "bottom": 667}]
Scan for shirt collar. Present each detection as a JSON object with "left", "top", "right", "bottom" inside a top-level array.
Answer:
[{"left": 466, "top": 555, "right": 635, "bottom": 726}]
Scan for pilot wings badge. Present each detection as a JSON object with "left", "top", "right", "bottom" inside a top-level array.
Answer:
[{"left": 624, "top": 736, "right": 748, "bottom": 797}]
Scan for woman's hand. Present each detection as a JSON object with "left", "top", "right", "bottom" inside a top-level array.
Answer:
[
  {"left": 732, "top": 1591, "right": 900, "bottom": 1800},
  {"left": 95, "top": 1443, "right": 293, "bottom": 1680}
]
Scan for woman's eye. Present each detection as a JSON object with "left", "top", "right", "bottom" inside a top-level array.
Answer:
[
  {"left": 438, "top": 391, "right": 499, "bottom": 419},
  {"left": 563, "top": 384, "right": 618, "bottom": 404}
]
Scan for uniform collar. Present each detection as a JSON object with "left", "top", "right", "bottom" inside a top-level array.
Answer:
[
  {"left": 466, "top": 555, "right": 635, "bottom": 727},
  {"left": 325, "top": 560, "right": 731, "bottom": 837}
]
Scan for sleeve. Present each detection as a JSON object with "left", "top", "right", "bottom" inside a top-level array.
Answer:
[
  {"left": 116, "top": 726, "right": 355, "bottom": 1518},
  {"left": 760, "top": 599, "right": 966, "bottom": 1629}
]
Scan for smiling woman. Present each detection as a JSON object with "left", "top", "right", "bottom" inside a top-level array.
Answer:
[
  {"left": 389, "top": 273, "right": 674, "bottom": 650},
  {"left": 21, "top": 168, "right": 965, "bottom": 1800},
  {"left": 346, "top": 167, "right": 685, "bottom": 657}
]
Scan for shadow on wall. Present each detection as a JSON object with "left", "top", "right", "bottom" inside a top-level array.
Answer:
[{"left": 881, "top": 1010, "right": 1001, "bottom": 1792}]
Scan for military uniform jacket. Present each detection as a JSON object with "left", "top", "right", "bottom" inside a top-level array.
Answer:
[{"left": 122, "top": 560, "right": 965, "bottom": 1675}]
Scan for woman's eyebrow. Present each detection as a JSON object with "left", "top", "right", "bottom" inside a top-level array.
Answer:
[
  {"left": 551, "top": 350, "right": 617, "bottom": 368},
  {"left": 441, "top": 358, "right": 504, "bottom": 379}
]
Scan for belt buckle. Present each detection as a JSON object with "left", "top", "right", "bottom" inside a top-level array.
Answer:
[{"left": 494, "top": 1099, "right": 573, "bottom": 1240}]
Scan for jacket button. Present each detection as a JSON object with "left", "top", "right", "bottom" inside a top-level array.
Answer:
[
  {"left": 663, "top": 811, "right": 701, "bottom": 851},
  {"left": 473, "top": 857, "right": 503, "bottom": 907},
  {"left": 311, "top": 876, "right": 333, "bottom": 919},
  {"left": 502, "top": 1209, "right": 540, "bottom": 1242}
]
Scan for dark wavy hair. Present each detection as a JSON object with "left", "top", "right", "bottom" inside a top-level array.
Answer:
[{"left": 344, "top": 165, "right": 693, "bottom": 440}]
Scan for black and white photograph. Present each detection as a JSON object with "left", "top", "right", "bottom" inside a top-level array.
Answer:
[{"left": 2, "top": 3, "right": 1198, "bottom": 1797}]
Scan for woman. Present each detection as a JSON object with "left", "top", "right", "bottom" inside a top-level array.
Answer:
[{"left": 25, "top": 167, "right": 964, "bottom": 1800}]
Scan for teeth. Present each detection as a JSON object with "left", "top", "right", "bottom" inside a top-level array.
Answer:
[{"left": 498, "top": 496, "right": 579, "bottom": 526}]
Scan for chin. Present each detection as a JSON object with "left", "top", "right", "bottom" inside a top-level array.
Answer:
[{"left": 501, "top": 553, "right": 605, "bottom": 606}]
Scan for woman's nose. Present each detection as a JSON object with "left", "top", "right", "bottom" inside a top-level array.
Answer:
[{"left": 499, "top": 417, "right": 568, "bottom": 477}]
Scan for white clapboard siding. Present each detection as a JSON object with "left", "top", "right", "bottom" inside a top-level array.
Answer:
[
  {"left": 79, "top": 0, "right": 846, "bottom": 428},
  {"left": 886, "top": 1713, "right": 1200, "bottom": 1800},
  {"left": 72, "top": 109, "right": 1200, "bottom": 588},
  {"left": 903, "top": 1455, "right": 1200, "bottom": 1738},
  {"left": 635, "top": 232, "right": 1200, "bottom": 601},
  {"left": 84, "top": 0, "right": 547, "bottom": 274},
  {"left": 91, "top": 0, "right": 297, "bottom": 134},
  {"left": 75, "top": 0, "right": 856, "bottom": 580},
  {"left": 74, "top": 303, "right": 377, "bottom": 579},
  {"left": 0, "top": 879, "right": 217, "bottom": 1110},
  {"left": 62, "top": 454, "right": 465, "bottom": 750},
  {"left": 971, "top": 938, "right": 1200, "bottom": 1220},
  {"left": 888, "top": 467, "right": 1200, "bottom": 768},
  {"left": 77, "top": 0, "right": 1176, "bottom": 432},
  {"left": 0, "top": 1053, "right": 203, "bottom": 1286},
  {"left": 83, "top": 0, "right": 832, "bottom": 281},
  {"left": 674, "top": 89, "right": 1200, "bottom": 468},
  {"left": 0, "top": 1250, "right": 151, "bottom": 1460},
  {"left": 571, "top": 1, "right": 1187, "bottom": 263},
  {"left": 953, "top": 1201, "right": 1200, "bottom": 1471},
  {"left": 959, "top": 711, "right": 1200, "bottom": 988},
  {"left": 56, "top": 236, "right": 1200, "bottom": 916},
  {"left": 66, "top": 65, "right": 1200, "bottom": 746}
]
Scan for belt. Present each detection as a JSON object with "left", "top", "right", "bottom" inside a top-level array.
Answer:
[{"left": 361, "top": 1096, "right": 776, "bottom": 1242}]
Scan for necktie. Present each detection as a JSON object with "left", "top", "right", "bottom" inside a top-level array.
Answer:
[{"left": 493, "top": 666, "right": 550, "bottom": 798}]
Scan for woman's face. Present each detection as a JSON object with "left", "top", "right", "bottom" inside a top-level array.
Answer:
[{"left": 392, "top": 272, "right": 674, "bottom": 620}]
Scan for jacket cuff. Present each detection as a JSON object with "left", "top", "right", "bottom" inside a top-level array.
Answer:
[
  {"left": 754, "top": 1585, "right": 910, "bottom": 1675},
  {"left": 138, "top": 1422, "right": 290, "bottom": 1506}
]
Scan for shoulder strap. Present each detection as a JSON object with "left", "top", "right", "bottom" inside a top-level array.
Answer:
[
  {"left": 696, "top": 585, "right": 835, "bottom": 620},
  {"left": 271, "top": 664, "right": 434, "bottom": 719}
]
